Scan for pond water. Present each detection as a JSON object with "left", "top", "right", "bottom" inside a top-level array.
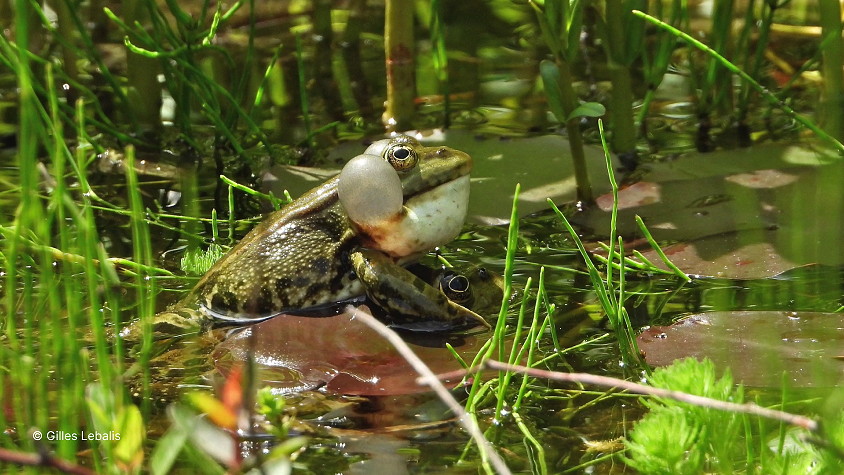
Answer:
[{"left": 1, "top": 1, "right": 843, "bottom": 473}]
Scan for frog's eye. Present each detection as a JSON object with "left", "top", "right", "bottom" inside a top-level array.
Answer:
[
  {"left": 439, "top": 271, "right": 472, "bottom": 305},
  {"left": 384, "top": 143, "right": 418, "bottom": 171}
]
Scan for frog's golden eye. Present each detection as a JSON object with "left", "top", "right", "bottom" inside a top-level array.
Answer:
[
  {"left": 385, "top": 144, "right": 418, "bottom": 171},
  {"left": 440, "top": 271, "right": 472, "bottom": 305}
]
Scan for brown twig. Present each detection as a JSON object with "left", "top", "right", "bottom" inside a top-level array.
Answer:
[
  {"left": 347, "top": 306, "right": 512, "bottom": 475},
  {"left": 428, "top": 359, "right": 820, "bottom": 432},
  {"left": 0, "top": 447, "right": 96, "bottom": 475}
]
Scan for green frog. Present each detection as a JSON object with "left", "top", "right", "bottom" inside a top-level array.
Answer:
[{"left": 132, "top": 135, "right": 489, "bottom": 340}]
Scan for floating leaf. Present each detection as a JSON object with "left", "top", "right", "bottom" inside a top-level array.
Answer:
[
  {"left": 212, "top": 307, "right": 492, "bottom": 396},
  {"left": 577, "top": 142, "right": 844, "bottom": 279},
  {"left": 638, "top": 311, "right": 844, "bottom": 387}
]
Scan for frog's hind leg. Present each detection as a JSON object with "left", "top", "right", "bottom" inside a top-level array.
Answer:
[{"left": 350, "top": 249, "right": 490, "bottom": 331}]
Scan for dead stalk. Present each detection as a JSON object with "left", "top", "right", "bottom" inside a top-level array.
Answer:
[
  {"left": 347, "top": 306, "right": 512, "bottom": 475},
  {"left": 428, "top": 360, "right": 819, "bottom": 432}
]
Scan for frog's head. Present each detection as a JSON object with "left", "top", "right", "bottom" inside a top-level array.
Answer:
[{"left": 338, "top": 135, "right": 472, "bottom": 258}]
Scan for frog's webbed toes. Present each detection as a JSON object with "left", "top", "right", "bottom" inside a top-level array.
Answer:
[{"left": 350, "top": 249, "right": 490, "bottom": 331}]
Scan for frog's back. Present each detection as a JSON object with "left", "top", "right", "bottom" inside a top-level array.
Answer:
[{"left": 191, "top": 177, "right": 362, "bottom": 322}]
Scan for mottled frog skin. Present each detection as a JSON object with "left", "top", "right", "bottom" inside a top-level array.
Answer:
[{"left": 142, "top": 135, "right": 487, "bottom": 337}]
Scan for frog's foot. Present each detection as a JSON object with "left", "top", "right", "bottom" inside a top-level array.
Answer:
[
  {"left": 350, "top": 249, "right": 490, "bottom": 331},
  {"left": 119, "top": 308, "right": 204, "bottom": 344}
]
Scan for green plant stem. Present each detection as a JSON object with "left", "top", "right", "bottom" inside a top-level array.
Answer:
[
  {"left": 53, "top": 0, "right": 80, "bottom": 103},
  {"left": 820, "top": 0, "right": 844, "bottom": 141},
  {"left": 431, "top": 0, "right": 450, "bottom": 128},
  {"left": 633, "top": 215, "right": 691, "bottom": 281},
  {"left": 124, "top": 146, "right": 156, "bottom": 410},
  {"left": 636, "top": 0, "right": 678, "bottom": 135},
  {"left": 493, "top": 277, "right": 533, "bottom": 425},
  {"left": 513, "top": 412, "right": 548, "bottom": 475},
  {"left": 340, "top": 0, "right": 373, "bottom": 118},
  {"left": 124, "top": 0, "right": 161, "bottom": 132},
  {"left": 605, "top": 0, "right": 638, "bottom": 156},
  {"left": 383, "top": 0, "right": 416, "bottom": 131},
  {"left": 47, "top": 64, "right": 80, "bottom": 460},
  {"left": 556, "top": 60, "right": 594, "bottom": 203},
  {"left": 513, "top": 267, "right": 549, "bottom": 412},
  {"left": 5, "top": 0, "right": 41, "bottom": 446},
  {"left": 465, "top": 184, "right": 520, "bottom": 414},
  {"left": 632, "top": 9, "right": 844, "bottom": 153},
  {"left": 312, "top": 0, "right": 344, "bottom": 120},
  {"left": 295, "top": 34, "right": 312, "bottom": 147},
  {"left": 737, "top": 0, "right": 775, "bottom": 130}
]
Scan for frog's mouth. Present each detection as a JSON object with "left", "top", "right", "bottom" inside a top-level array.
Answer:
[{"left": 356, "top": 174, "right": 470, "bottom": 258}]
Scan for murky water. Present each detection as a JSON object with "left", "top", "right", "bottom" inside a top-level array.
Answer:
[{"left": 2, "top": 1, "right": 843, "bottom": 472}]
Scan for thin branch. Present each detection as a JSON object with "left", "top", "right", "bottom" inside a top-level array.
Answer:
[
  {"left": 346, "top": 306, "right": 512, "bottom": 475},
  {"left": 0, "top": 447, "right": 96, "bottom": 475},
  {"left": 428, "top": 360, "right": 819, "bottom": 432}
]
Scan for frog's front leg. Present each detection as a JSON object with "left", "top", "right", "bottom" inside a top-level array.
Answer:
[{"left": 350, "top": 249, "right": 490, "bottom": 331}]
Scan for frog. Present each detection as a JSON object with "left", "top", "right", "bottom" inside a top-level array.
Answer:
[
  {"left": 132, "top": 135, "right": 490, "bottom": 341},
  {"left": 139, "top": 262, "right": 502, "bottom": 402}
]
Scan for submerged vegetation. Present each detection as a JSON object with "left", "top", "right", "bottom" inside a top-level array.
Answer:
[{"left": 2, "top": 0, "right": 844, "bottom": 473}]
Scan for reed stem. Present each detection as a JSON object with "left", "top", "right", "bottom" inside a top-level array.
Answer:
[
  {"left": 123, "top": 0, "right": 161, "bottom": 133},
  {"left": 819, "top": 0, "right": 844, "bottom": 141},
  {"left": 383, "top": 0, "right": 416, "bottom": 131},
  {"left": 604, "top": 0, "right": 639, "bottom": 158}
]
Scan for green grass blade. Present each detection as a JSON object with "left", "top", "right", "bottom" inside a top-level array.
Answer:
[{"left": 631, "top": 9, "right": 844, "bottom": 153}]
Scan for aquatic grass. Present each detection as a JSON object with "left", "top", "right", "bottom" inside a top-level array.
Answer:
[
  {"left": 632, "top": 9, "right": 844, "bottom": 153},
  {"left": 433, "top": 354, "right": 842, "bottom": 473},
  {"left": 4, "top": 0, "right": 46, "bottom": 456},
  {"left": 492, "top": 275, "right": 533, "bottom": 423},
  {"left": 430, "top": 0, "right": 451, "bottom": 128},
  {"left": 532, "top": 0, "right": 597, "bottom": 203},
  {"left": 311, "top": 0, "right": 344, "bottom": 122},
  {"left": 735, "top": 0, "right": 778, "bottom": 143},
  {"left": 295, "top": 34, "right": 313, "bottom": 148},
  {"left": 103, "top": 1, "right": 276, "bottom": 157},
  {"left": 547, "top": 203, "right": 644, "bottom": 369},
  {"left": 636, "top": 0, "right": 681, "bottom": 138},
  {"left": 464, "top": 184, "right": 522, "bottom": 416},
  {"left": 220, "top": 174, "right": 291, "bottom": 210},
  {"left": 2, "top": 16, "right": 121, "bottom": 471},
  {"left": 591, "top": 241, "right": 675, "bottom": 275},
  {"left": 13, "top": 3, "right": 142, "bottom": 143},
  {"left": 0, "top": 13, "right": 167, "bottom": 469},
  {"left": 251, "top": 45, "right": 286, "bottom": 114},
  {"left": 123, "top": 0, "right": 162, "bottom": 131},
  {"left": 123, "top": 145, "right": 157, "bottom": 410},
  {"left": 633, "top": 215, "right": 690, "bottom": 281},
  {"left": 547, "top": 120, "right": 650, "bottom": 371},
  {"left": 599, "top": 0, "right": 646, "bottom": 159}
]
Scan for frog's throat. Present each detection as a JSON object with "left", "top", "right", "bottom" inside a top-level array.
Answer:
[{"left": 356, "top": 175, "right": 470, "bottom": 257}]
